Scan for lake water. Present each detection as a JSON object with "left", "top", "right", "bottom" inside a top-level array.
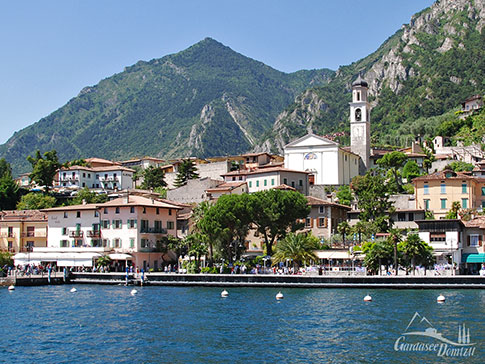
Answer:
[{"left": 1, "top": 285, "right": 484, "bottom": 363}]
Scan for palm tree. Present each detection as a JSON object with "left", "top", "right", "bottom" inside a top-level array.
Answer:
[
  {"left": 352, "top": 221, "right": 366, "bottom": 246},
  {"left": 337, "top": 221, "right": 351, "bottom": 248},
  {"left": 388, "top": 228, "right": 403, "bottom": 275},
  {"left": 399, "top": 233, "right": 434, "bottom": 275},
  {"left": 272, "top": 232, "right": 319, "bottom": 270}
]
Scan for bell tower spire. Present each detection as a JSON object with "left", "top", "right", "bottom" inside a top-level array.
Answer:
[{"left": 350, "top": 74, "right": 370, "bottom": 173}]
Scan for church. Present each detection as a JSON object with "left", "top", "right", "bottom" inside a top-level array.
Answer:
[{"left": 284, "top": 75, "right": 371, "bottom": 185}]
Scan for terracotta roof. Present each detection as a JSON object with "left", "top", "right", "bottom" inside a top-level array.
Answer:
[
  {"left": 41, "top": 204, "right": 99, "bottom": 212},
  {"left": 60, "top": 165, "right": 135, "bottom": 173},
  {"left": 206, "top": 182, "right": 246, "bottom": 192},
  {"left": 241, "top": 152, "right": 272, "bottom": 157},
  {"left": 464, "top": 216, "right": 485, "bottom": 228},
  {"left": 0, "top": 210, "right": 47, "bottom": 221},
  {"left": 85, "top": 157, "right": 120, "bottom": 165},
  {"left": 273, "top": 184, "right": 296, "bottom": 191},
  {"left": 306, "top": 196, "right": 351, "bottom": 210},
  {"left": 412, "top": 170, "right": 476, "bottom": 182},
  {"left": 222, "top": 166, "right": 309, "bottom": 177},
  {"left": 101, "top": 195, "right": 182, "bottom": 210}
]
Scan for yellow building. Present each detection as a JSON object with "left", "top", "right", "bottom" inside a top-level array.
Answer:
[
  {"left": 413, "top": 170, "right": 485, "bottom": 219},
  {"left": 0, "top": 210, "right": 48, "bottom": 254}
]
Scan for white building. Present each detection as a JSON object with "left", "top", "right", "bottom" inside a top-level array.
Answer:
[
  {"left": 284, "top": 75, "right": 369, "bottom": 185},
  {"left": 284, "top": 134, "right": 360, "bottom": 185},
  {"left": 58, "top": 165, "right": 135, "bottom": 191}
]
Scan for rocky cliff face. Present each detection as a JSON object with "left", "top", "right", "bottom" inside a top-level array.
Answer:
[{"left": 260, "top": 0, "right": 485, "bottom": 153}]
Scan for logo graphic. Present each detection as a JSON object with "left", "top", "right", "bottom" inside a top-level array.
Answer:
[
  {"left": 394, "top": 312, "right": 476, "bottom": 358},
  {"left": 304, "top": 152, "right": 317, "bottom": 160}
]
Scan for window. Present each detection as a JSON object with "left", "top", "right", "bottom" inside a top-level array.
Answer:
[
  {"left": 130, "top": 206, "right": 135, "bottom": 213},
  {"left": 88, "top": 173, "right": 91, "bottom": 178},
  {"left": 424, "top": 199, "right": 430, "bottom": 210},
  {"left": 143, "top": 207, "right": 146, "bottom": 214},
  {"left": 408, "top": 213, "right": 414, "bottom": 221},
  {"left": 481, "top": 187, "right": 485, "bottom": 196},
  {"left": 318, "top": 217, "right": 327, "bottom": 228},
  {"left": 140, "top": 220, "right": 149, "bottom": 232},
  {"left": 94, "top": 211, "right": 99, "bottom": 217},
  {"left": 482, "top": 201, "right": 485, "bottom": 209},
  {"left": 76, "top": 211, "right": 81, "bottom": 218},
  {"left": 101, "top": 220, "right": 110, "bottom": 229},
  {"left": 104, "top": 208, "right": 108, "bottom": 214},
  {"left": 64, "top": 211, "right": 68, "bottom": 218},
  {"left": 62, "top": 227, "right": 68, "bottom": 236},
  {"left": 469, "top": 234, "right": 480, "bottom": 247},
  {"left": 127, "top": 219, "right": 137, "bottom": 229},
  {"left": 305, "top": 217, "right": 312, "bottom": 228},
  {"left": 424, "top": 184, "right": 429, "bottom": 195},
  {"left": 256, "top": 180, "right": 259, "bottom": 187},
  {"left": 96, "top": 174, "right": 99, "bottom": 180},
  {"left": 284, "top": 178, "right": 288, "bottom": 185},
  {"left": 462, "top": 198, "right": 468, "bottom": 209},
  {"left": 462, "top": 182, "right": 467, "bottom": 194},
  {"left": 156, "top": 207, "right": 160, "bottom": 215},
  {"left": 440, "top": 182, "right": 446, "bottom": 194},
  {"left": 60, "top": 240, "right": 69, "bottom": 248},
  {"left": 169, "top": 209, "right": 172, "bottom": 216},
  {"left": 430, "top": 233, "right": 446, "bottom": 242},
  {"left": 113, "top": 219, "right": 122, "bottom": 229},
  {"left": 249, "top": 181, "right": 252, "bottom": 188},
  {"left": 299, "top": 179, "right": 303, "bottom": 186},
  {"left": 141, "top": 239, "right": 149, "bottom": 248},
  {"left": 291, "top": 181, "right": 295, "bottom": 188},
  {"left": 129, "top": 238, "right": 135, "bottom": 249},
  {"left": 319, "top": 206, "right": 325, "bottom": 214},
  {"left": 113, "top": 238, "right": 121, "bottom": 248},
  {"left": 398, "top": 213, "right": 406, "bottom": 222},
  {"left": 115, "top": 207, "right": 120, "bottom": 214},
  {"left": 271, "top": 179, "right": 275, "bottom": 186},
  {"left": 167, "top": 221, "right": 174, "bottom": 230},
  {"left": 82, "top": 183, "right": 86, "bottom": 187},
  {"left": 264, "top": 179, "right": 267, "bottom": 186},
  {"left": 440, "top": 199, "right": 447, "bottom": 210},
  {"left": 102, "top": 239, "right": 109, "bottom": 248}
]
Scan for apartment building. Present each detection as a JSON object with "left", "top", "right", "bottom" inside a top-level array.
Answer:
[
  {"left": 0, "top": 210, "right": 47, "bottom": 253},
  {"left": 58, "top": 165, "right": 134, "bottom": 191}
]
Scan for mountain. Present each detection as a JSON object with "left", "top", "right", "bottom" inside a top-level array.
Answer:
[
  {"left": 2, "top": 0, "right": 485, "bottom": 175},
  {"left": 0, "top": 38, "right": 333, "bottom": 174},
  {"left": 259, "top": 0, "right": 485, "bottom": 152}
]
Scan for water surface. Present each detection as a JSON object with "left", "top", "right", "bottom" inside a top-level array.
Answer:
[{"left": 1, "top": 285, "right": 484, "bottom": 363}]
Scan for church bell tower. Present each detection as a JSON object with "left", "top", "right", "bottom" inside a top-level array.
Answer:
[{"left": 350, "top": 74, "right": 370, "bottom": 173}]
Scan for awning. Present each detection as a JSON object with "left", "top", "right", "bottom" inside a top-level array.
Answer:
[
  {"left": 14, "top": 252, "right": 102, "bottom": 267},
  {"left": 108, "top": 253, "right": 133, "bottom": 260},
  {"left": 462, "top": 253, "right": 485, "bottom": 263},
  {"left": 315, "top": 251, "right": 352, "bottom": 260}
]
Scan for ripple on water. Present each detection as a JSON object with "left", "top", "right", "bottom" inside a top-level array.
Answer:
[{"left": 1, "top": 285, "right": 483, "bottom": 363}]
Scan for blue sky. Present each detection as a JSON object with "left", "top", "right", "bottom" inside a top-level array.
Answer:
[{"left": 0, "top": 0, "right": 434, "bottom": 144}]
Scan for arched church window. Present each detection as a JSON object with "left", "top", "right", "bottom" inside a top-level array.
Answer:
[
  {"left": 356, "top": 92, "right": 360, "bottom": 101},
  {"left": 355, "top": 108, "right": 362, "bottom": 121}
]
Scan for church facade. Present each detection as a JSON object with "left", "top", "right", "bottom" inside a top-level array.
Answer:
[{"left": 284, "top": 75, "right": 371, "bottom": 185}]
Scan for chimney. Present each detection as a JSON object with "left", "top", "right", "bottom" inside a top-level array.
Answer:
[
  {"left": 82, "top": 199, "right": 87, "bottom": 205},
  {"left": 151, "top": 198, "right": 155, "bottom": 204},
  {"left": 123, "top": 193, "right": 129, "bottom": 204}
]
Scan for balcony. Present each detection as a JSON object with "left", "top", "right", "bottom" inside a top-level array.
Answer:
[
  {"left": 140, "top": 227, "right": 167, "bottom": 234},
  {"left": 69, "top": 230, "right": 84, "bottom": 238},
  {"left": 0, "top": 232, "right": 16, "bottom": 238},
  {"left": 87, "top": 230, "right": 101, "bottom": 238},
  {"left": 21, "top": 231, "right": 47, "bottom": 238}
]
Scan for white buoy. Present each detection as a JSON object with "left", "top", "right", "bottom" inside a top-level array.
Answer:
[
  {"left": 276, "top": 292, "right": 284, "bottom": 300},
  {"left": 364, "top": 295, "right": 372, "bottom": 302},
  {"left": 221, "top": 289, "right": 229, "bottom": 297},
  {"left": 130, "top": 289, "right": 138, "bottom": 295},
  {"left": 437, "top": 294, "right": 445, "bottom": 302},
  {"left": 70, "top": 287, "right": 77, "bottom": 293},
  {"left": 8, "top": 285, "right": 15, "bottom": 291}
]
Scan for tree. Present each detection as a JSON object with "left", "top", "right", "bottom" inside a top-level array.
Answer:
[
  {"left": 389, "top": 228, "right": 403, "bottom": 276},
  {"left": 377, "top": 151, "right": 408, "bottom": 192},
  {"left": 96, "top": 255, "right": 112, "bottom": 267},
  {"left": 445, "top": 201, "right": 461, "bottom": 219},
  {"left": 0, "top": 175, "right": 20, "bottom": 210},
  {"left": 27, "top": 150, "right": 61, "bottom": 192},
  {"left": 402, "top": 160, "right": 421, "bottom": 181},
  {"left": 62, "top": 159, "right": 88, "bottom": 168},
  {"left": 337, "top": 221, "right": 351, "bottom": 247},
  {"left": 185, "top": 233, "right": 208, "bottom": 272},
  {"left": 17, "top": 192, "right": 56, "bottom": 210},
  {"left": 174, "top": 159, "right": 199, "bottom": 187},
  {"left": 351, "top": 221, "right": 367, "bottom": 246},
  {"left": 336, "top": 185, "right": 353, "bottom": 206},
  {"left": 398, "top": 233, "right": 434, "bottom": 275},
  {"left": 447, "top": 161, "right": 474, "bottom": 172},
  {"left": 272, "top": 232, "right": 319, "bottom": 269},
  {"left": 140, "top": 166, "right": 167, "bottom": 190},
  {"left": 0, "top": 158, "right": 12, "bottom": 178},
  {"left": 351, "top": 170, "right": 394, "bottom": 232},
  {"left": 192, "top": 201, "right": 215, "bottom": 264},
  {"left": 248, "top": 189, "right": 310, "bottom": 256},
  {"left": 362, "top": 239, "right": 394, "bottom": 275},
  {"left": 70, "top": 187, "right": 108, "bottom": 205}
]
